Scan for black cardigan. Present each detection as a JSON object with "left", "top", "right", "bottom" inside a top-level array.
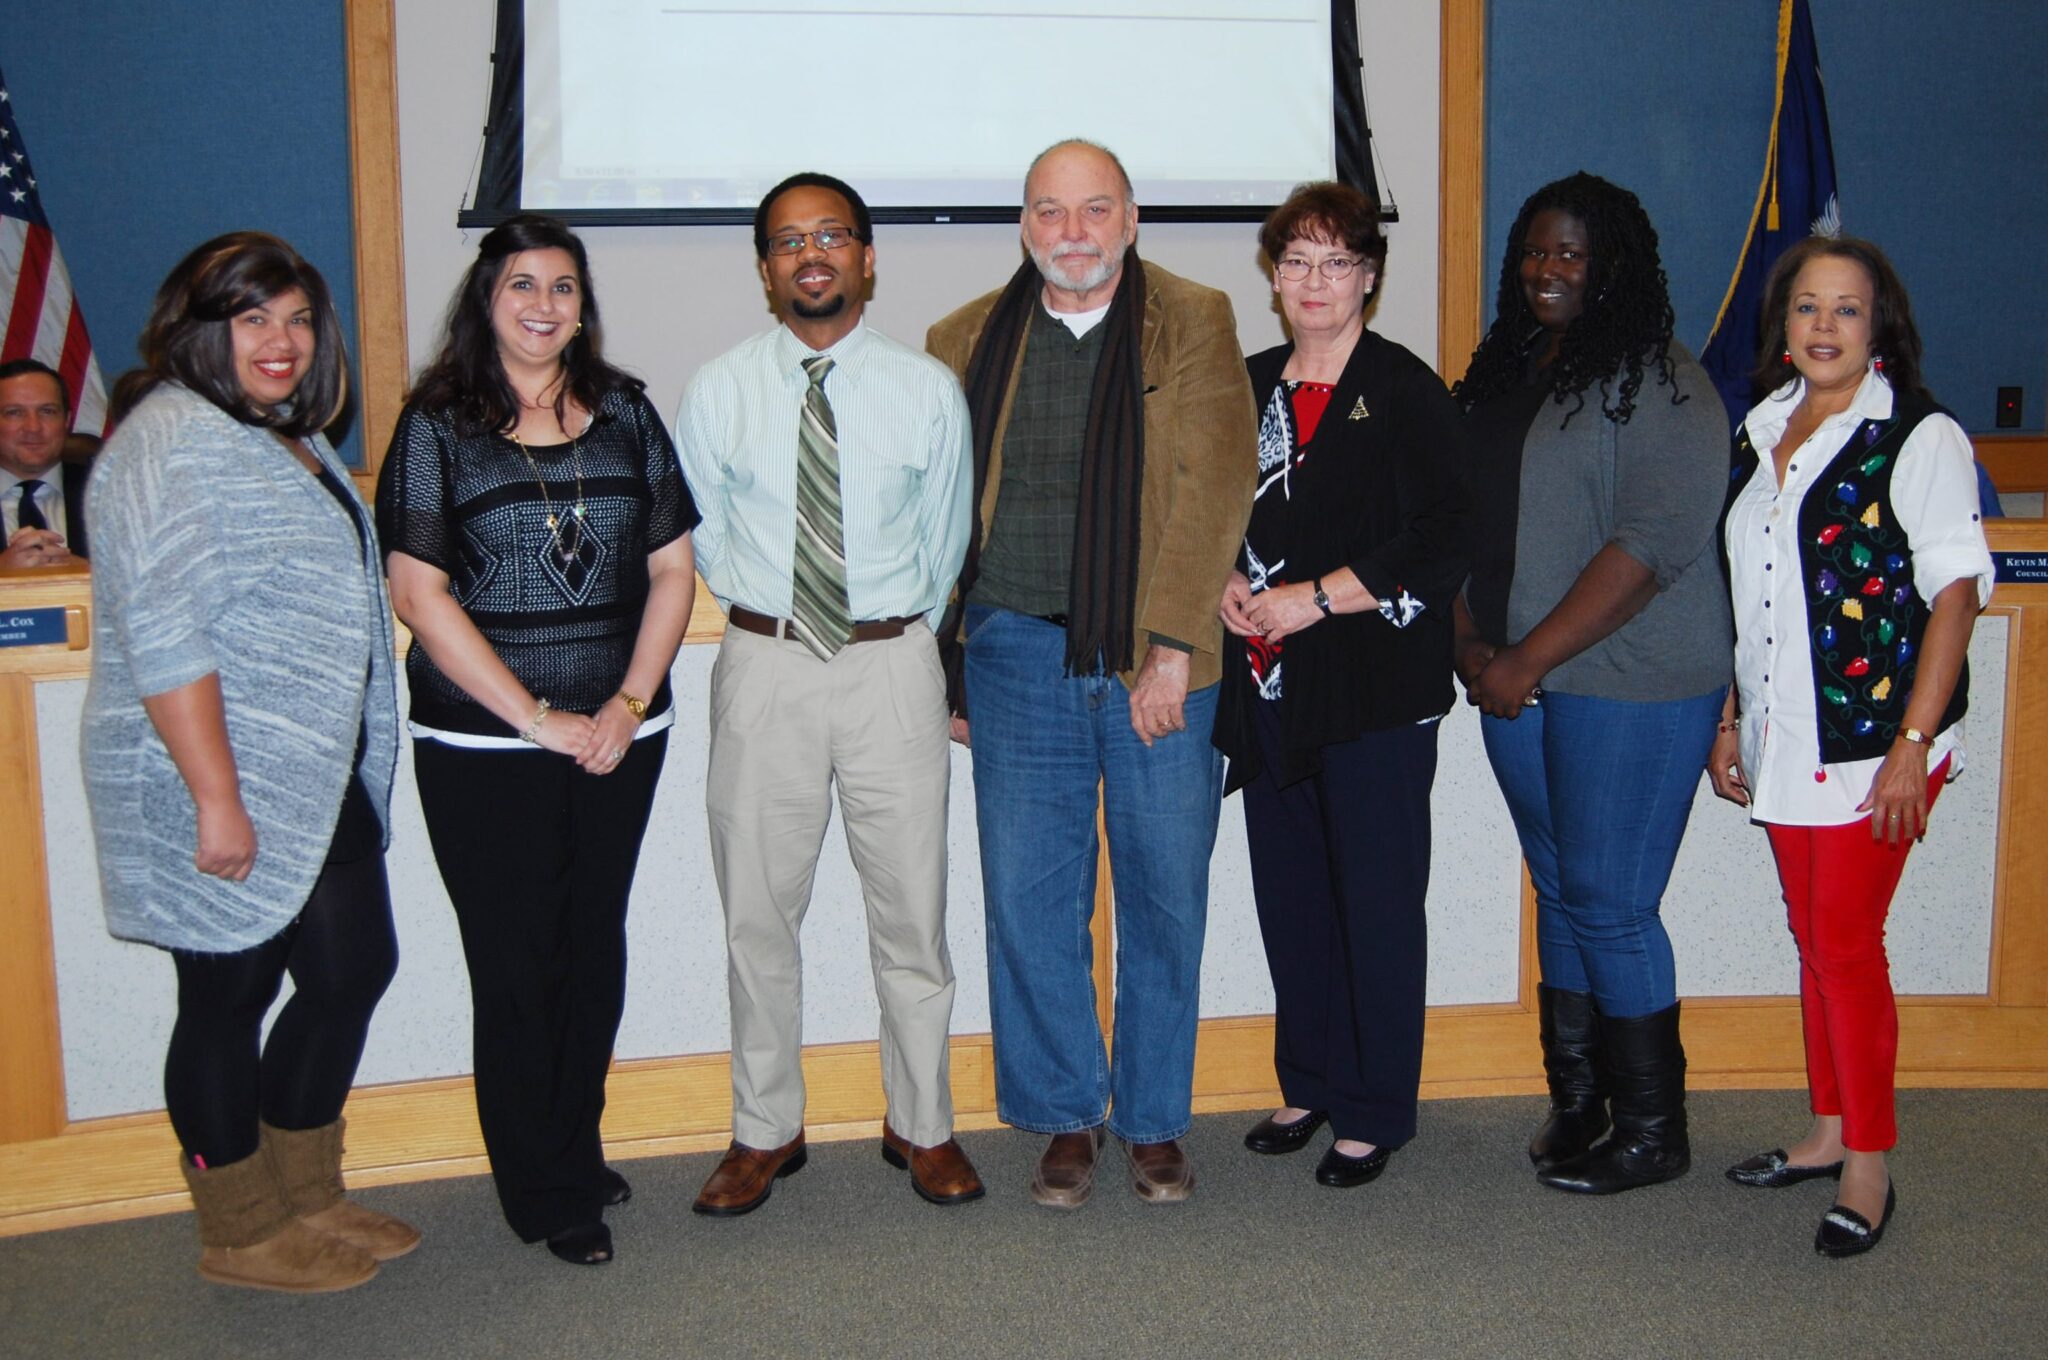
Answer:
[{"left": 1215, "top": 331, "right": 1471, "bottom": 792}]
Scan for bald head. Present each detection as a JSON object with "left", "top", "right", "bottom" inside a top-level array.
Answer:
[
  {"left": 1021, "top": 140, "right": 1139, "bottom": 311},
  {"left": 1023, "top": 139, "right": 1135, "bottom": 210}
]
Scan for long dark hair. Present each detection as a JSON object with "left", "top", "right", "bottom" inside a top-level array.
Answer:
[
  {"left": 1749, "top": 235, "right": 1931, "bottom": 403},
  {"left": 108, "top": 232, "right": 350, "bottom": 437},
  {"left": 409, "top": 214, "right": 641, "bottom": 436},
  {"left": 1454, "top": 172, "right": 1684, "bottom": 427}
]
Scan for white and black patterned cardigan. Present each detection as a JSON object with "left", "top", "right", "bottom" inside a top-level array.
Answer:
[{"left": 83, "top": 384, "right": 398, "bottom": 952}]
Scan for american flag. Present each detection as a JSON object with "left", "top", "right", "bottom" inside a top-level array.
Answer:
[{"left": 0, "top": 67, "right": 108, "bottom": 435}]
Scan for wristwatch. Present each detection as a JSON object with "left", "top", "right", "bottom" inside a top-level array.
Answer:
[
  {"left": 1312, "top": 578, "right": 1332, "bottom": 617},
  {"left": 1899, "top": 726, "right": 1931, "bottom": 746},
  {"left": 617, "top": 691, "right": 648, "bottom": 720}
]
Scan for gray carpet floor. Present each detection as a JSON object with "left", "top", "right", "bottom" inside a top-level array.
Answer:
[{"left": 2, "top": 1090, "right": 2043, "bottom": 1359}]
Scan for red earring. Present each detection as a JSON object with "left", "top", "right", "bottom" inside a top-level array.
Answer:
[
  {"left": 1782, "top": 350, "right": 1792, "bottom": 364},
  {"left": 1873, "top": 355, "right": 1885, "bottom": 371}
]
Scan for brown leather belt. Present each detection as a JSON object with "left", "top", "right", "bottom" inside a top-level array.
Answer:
[{"left": 726, "top": 605, "right": 920, "bottom": 645}]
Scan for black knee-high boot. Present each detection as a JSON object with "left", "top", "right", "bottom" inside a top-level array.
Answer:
[
  {"left": 1528, "top": 986, "right": 1609, "bottom": 1171},
  {"left": 1537, "top": 1001, "right": 1689, "bottom": 1194}
]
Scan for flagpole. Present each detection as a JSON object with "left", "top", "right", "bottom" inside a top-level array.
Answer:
[{"left": 1704, "top": 0, "right": 1796, "bottom": 350}]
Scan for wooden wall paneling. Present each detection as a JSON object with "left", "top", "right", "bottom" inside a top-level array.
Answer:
[
  {"left": 1437, "top": 0, "right": 1487, "bottom": 382},
  {"left": 1980, "top": 545, "right": 2048, "bottom": 1008},
  {"left": 344, "top": 0, "right": 410, "bottom": 485},
  {"left": 1975, "top": 434, "right": 2048, "bottom": 497},
  {"left": 0, "top": 670, "right": 65, "bottom": 1143}
]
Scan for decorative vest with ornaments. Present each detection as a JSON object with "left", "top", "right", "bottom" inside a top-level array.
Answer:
[{"left": 1729, "top": 388, "right": 1968, "bottom": 765}]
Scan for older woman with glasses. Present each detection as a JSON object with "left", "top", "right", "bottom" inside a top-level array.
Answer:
[{"left": 1215, "top": 181, "right": 1468, "bottom": 1188}]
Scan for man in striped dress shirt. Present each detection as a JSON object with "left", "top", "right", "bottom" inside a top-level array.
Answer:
[{"left": 676, "top": 172, "right": 981, "bottom": 1215}]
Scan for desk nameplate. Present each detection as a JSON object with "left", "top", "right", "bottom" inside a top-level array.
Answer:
[{"left": 0, "top": 607, "right": 83, "bottom": 651}]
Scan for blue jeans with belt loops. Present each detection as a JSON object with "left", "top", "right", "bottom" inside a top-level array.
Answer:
[
  {"left": 1480, "top": 687, "right": 1723, "bottom": 1018},
  {"left": 963, "top": 605, "right": 1224, "bottom": 1143}
]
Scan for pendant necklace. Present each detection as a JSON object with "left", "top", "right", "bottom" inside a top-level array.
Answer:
[{"left": 510, "top": 419, "right": 589, "bottom": 564}]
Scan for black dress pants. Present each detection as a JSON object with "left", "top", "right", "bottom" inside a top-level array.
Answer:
[
  {"left": 1240, "top": 699, "right": 1436, "bottom": 1148},
  {"left": 414, "top": 733, "right": 667, "bottom": 1241}
]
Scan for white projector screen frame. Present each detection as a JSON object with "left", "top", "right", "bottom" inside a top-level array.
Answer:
[{"left": 462, "top": 0, "right": 1385, "bottom": 226}]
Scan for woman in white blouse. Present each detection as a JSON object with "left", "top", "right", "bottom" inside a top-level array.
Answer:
[{"left": 1711, "top": 236, "right": 1992, "bottom": 1259}]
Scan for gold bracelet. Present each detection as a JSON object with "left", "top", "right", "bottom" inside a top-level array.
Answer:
[
  {"left": 518, "top": 698, "right": 551, "bottom": 744},
  {"left": 617, "top": 691, "right": 648, "bottom": 720}
]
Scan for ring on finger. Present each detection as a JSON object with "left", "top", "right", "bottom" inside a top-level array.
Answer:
[{"left": 609, "top": 747, "right": 626, "bottom": 762}]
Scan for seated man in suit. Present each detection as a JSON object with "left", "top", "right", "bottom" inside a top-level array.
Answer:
[{"left": 0, "top": 358, "right": 89, "bottom": 566}]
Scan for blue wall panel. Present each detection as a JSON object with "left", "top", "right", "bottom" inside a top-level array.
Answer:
[
  {"left": 1485, "top": 1, "right": 2046, "bottom": 431},
  {"left": 0, "top": 0, "right": 361, "bottom": 459}
]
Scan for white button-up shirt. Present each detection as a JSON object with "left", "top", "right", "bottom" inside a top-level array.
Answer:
[
  {"left": 1726, "top": 369, "right": 1993, "bottom": 826},
  {"left": 1, "top": 466, "right": 68, "bottom": 541},
  {"left": 677, "top": 321, "right": 972, "bottom": 627}
]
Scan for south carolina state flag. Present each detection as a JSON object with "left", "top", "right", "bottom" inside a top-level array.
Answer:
[{"left": 1700, "top": 0, "right": 1840, "bottom": 428}]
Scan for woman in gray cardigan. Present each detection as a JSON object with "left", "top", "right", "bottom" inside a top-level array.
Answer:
[
  {"left": 1453, "top": 174, "right": 1733, "bottom": 1198},
  {"left": 85, "top": 234, "right": 413, "bottom": 1293}
]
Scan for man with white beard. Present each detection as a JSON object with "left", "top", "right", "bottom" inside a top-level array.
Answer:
[{"left": 926, "top": 140, "right": 1256, "bottom": 1207}]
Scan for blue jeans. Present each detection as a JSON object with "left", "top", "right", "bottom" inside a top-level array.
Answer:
[
  {"left": 1480, "top": 688, "right": 1722, "bottom": 1018},
  {"left": 964, "top": 606, "right": 1224, "bottom": 1142}
]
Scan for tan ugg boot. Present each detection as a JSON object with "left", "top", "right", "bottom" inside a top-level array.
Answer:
[
  {"left": 180, "top": 1151, "right": 379, "bottom": 1293},
  {"left": 262, "top": 1118, "right": 422, "bottom": 1261}
]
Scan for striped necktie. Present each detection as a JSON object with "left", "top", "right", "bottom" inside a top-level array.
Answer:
[
  {"left": 791, "top": 355, "right": 852, "bottom": 660},
  {"left": 15, "top": 479, "right": 49, "bottom": 536}
]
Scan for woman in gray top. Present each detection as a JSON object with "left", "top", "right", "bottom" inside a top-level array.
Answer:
[
  {"left": 85, "top": 234, "right": 413, "bottom": 1293},
  {"left": 1452, "top": 174, "right": 1732, "bottom": 1198}
]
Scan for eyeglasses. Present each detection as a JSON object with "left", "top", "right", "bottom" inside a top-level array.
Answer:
[
  {"left": 1275, "top": 256, "right": 1362, "bottom": 282},
  {"left": 765, "top": 228, "right": 865, "bottom": 256}
]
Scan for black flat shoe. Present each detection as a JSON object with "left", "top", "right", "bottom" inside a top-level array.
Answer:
[
  {"left": 1314, "top": 1144, "right": 1392, "bottom": 1188},
  {"left": 1725, "top": 1149, "right": 1844, "bottom": 1189},
  {"left": 601, "top": 1166, "right": 632, "bottom": 1206},
  {"left": 1244, "top": 1110, "right": 1328, "bottom": 1155},
  {"left": 1816, "top": 1182, "right": 1896, "bottom": 1258},
  {"left": 546, "top": 1221, "right": 614, "bottom": 1266}
]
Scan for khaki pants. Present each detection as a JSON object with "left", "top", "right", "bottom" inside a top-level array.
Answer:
[{"left": 706, "top": 621, "right": 956, "bottom": 1149}]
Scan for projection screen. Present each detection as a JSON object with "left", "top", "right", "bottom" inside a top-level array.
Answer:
[{"left": 461, "top": 0, "right": 1384, "bottom": 225}]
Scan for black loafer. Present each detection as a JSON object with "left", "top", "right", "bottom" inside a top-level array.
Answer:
[
  {"left": 601, "top": 1166, "right": 632, "bottom": 1206},
  {"left": 1244, "top": 1110, "right": 1328, "bottom": 1155},
  {"left": 1315, "top": 1144, "right": 1392, "bottom": 1188},
  {"left": 1816, "top": 1182, "right": 1896, "bottom": 1258},
  {"left": 545, "top": 1221, "right": 615, "bottom": 1266},
  {"left": 1725, "top": 1149, "right": 1844, "bottom": 1189}
]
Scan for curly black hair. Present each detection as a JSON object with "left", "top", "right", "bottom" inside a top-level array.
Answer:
[{"left": 1453, "top": 172, "right": 1684, "bottom": 427}]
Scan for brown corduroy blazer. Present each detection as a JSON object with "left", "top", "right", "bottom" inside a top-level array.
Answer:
[{"left": 926, "top": 260, "right": 1258, "bottom": 694}]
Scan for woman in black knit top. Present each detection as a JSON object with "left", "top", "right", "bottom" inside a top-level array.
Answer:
[
  {"left": 376, "top": 214, "right": 698, "bottom": 1267},
  {"left": 1214, "top": 183, "right": 1469, "bottom": 1187}
]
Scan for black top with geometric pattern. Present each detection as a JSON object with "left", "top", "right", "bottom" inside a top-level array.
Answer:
[{"left": 375, "top": 386, "right": 699, "bottom": 736}]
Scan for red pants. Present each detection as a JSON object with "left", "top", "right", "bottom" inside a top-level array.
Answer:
[{"left": 1763, "top": 760, "right": 1947, "bottom": 1152}]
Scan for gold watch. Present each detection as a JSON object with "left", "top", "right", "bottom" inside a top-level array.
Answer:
[
  {"left": 617, "top": 691, "right": 648, "bottom": 720},
  {"left": 1899, "top": 726, "right": 1931, "bottom": 746}
]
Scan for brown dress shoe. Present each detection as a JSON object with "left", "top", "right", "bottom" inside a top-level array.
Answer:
[
  {"left": 881, "top": 1125, "right": 986, "bottom": 1205},
  {"left": 1125, "top": 1137, "right": 1195, "bottom": 1203},
  {"left": 1030, "top": 1128, "right": 1105, "bottom": 1209},
  {"left": 692, "top": 1133, "right": 808, "bottom": 1217}
]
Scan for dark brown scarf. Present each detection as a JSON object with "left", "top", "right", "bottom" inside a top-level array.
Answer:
[{"left": 940, "top": 250, "right": 1147, "bottom": 708}]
